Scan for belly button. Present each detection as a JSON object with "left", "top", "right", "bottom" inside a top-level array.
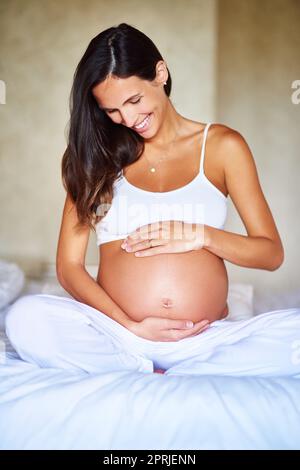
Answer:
[{"left": 162, "top": 297, "right": 173, "bottom": 308}]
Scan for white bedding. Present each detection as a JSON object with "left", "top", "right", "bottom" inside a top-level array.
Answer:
[
  {"left": 0, "top": 262, "right": 300, "bottom": 450},
  {"left": 1, "top": 348, "right": 300, "bottom": 450}
]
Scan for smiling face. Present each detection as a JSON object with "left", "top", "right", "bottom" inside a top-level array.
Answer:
[{"left": 91, "top": 61, "right": 169, "bottom": 138}]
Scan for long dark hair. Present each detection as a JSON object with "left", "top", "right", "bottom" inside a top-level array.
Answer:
[{"left": 61, "top": 23, "right": 172, "bottom": 232}]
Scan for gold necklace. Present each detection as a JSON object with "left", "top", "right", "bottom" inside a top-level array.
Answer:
[{"left": 143, "top": 130, "right": 179, "bottom": 174}]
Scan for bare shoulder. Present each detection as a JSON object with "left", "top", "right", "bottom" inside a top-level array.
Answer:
[
  {"left": 208, "top": 122, "right": 249, "bottom": 155},
  {"left": 207, "top": 122, "right": 256, "bottom": 182},
  {"left": 191, "top": 121, "right": 247, "bottom": 161}
]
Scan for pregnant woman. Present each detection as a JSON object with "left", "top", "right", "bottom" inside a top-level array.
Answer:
[{"left": 7, "top": 23, "right": 298, "bottom": 379}]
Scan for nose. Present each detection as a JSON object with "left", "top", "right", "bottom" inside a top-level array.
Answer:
[{"left": 119, "top": 110, "right": 136, "bottom": 128}]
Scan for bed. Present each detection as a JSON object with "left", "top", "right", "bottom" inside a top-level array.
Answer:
[{"left": 1, "top": 260, "right": 300, "bottom": 450}]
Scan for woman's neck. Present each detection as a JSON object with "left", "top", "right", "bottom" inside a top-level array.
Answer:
[{"left": 145, "top": 100, "right": 186, "bottom": 148}]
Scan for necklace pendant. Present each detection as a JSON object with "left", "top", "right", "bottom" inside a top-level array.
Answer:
[{"left": 150, "top": 167, "right": 156, "bottom": 173}]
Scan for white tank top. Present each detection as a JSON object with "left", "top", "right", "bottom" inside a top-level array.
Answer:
[{"left": 95, "top": 122, "right": 228, "bottom": 246}]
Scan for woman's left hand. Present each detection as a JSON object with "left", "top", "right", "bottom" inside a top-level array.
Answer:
[{"left": 121, "top": 220, "right": 206, "bottom": 256}]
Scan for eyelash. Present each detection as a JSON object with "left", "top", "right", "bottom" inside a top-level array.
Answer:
[{"left": 106, "top": 97, "right": 142, "bottom": 114}]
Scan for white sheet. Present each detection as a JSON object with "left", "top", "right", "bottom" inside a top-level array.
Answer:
[
  {"left": 0, "top": 350, "right": 300, "bottom": 450},
  {"left": 1, "top": 300, "right": 300, "bottom": 449}
]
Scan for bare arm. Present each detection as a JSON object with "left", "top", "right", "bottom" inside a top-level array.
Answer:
[
  {"left": 201, "top": 126, "right": 284, "bottom": 271},
  {"left": 203, "top": 227, "right": 283, "bottom": 271},
  {"left": 56, "top": 192, "right": 134, "bottom": 329}
]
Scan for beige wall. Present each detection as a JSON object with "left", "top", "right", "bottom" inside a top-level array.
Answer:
[
  {"left": 216, "top": 0, "right": 300, "bottom": 295},
  {"left": 0, "top": 0, "right": 299, "bottom": 297},
  {"left": 0, "top": 0, "right": 217, "bottom": 276}
]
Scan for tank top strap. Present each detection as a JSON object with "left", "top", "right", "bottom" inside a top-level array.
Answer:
[{"left": 199, "top": 122, "right": 212, "bottom": 175}]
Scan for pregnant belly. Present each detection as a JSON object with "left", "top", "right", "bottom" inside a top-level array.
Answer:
[{"left": 97, "top": 240, "right": 229, "bottom": 324}]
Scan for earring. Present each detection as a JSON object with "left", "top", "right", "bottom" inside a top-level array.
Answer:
[{"left": 164, "top": 81, "right": 167, "bottom": 85}]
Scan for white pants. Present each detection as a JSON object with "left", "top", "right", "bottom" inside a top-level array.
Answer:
[{"left": 5, "top": 294, "right": 300, "bottom": 377}]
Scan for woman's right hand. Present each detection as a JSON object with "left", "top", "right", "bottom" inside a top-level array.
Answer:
[{"left": 129, "top": 316, "right": 210, "bottom": 342}]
